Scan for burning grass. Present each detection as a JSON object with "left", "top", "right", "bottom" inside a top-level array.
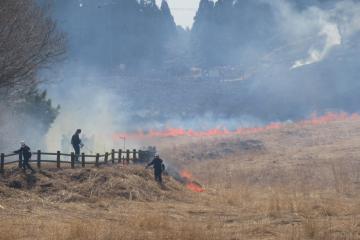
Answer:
[
  {"left": 114, "top": 112, "right": 360, "bottom": 141},
  {"left": 2, "top": 118, "right": 360, "bottom": 239},
  {"left": 180, "top": 170, "right": 205, "bottom": 192}
]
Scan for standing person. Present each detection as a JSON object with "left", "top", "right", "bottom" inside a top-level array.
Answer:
[
  {"left": 146, "top": 154, "right": 165, "bottom": 183},
  {"left": 14, "top": 141, "right": 34, "bottom": 172},
  {"left": 71, "top": 129, "right": 83, "bottom": 162}
]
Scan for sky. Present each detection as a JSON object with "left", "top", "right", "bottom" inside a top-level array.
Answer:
[{"left": 155, "top": 0, "right": 200, "bottom": 28}]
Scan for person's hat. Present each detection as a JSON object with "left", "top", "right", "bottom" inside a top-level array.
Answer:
[
  {"left": 20, "top": 141, "right": 25, "bottom": 146},
  {"left": 155, "top": 153, "right": 159, "bottom": 157}
]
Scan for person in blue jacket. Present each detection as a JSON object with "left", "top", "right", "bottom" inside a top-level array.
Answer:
[
  {"left": 146, "top": 154, "right": 165, "bottom": 183},
  {"left": 14, "top": 141, "right": 34, "bottom": 172},
  {"left": 71, "top": 129, "right": 83, "bottom": 162}
]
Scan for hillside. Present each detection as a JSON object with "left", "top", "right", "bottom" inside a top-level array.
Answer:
[
  {"left": 1, "top": 119, "right": 360, "bottom": 239},
  {"left": 0, "top": 165, "right": 185, "bottom": 203},
  {"left": 158, "top": 118, "right": 360, "bottom": 239},
  {"left": 160, "top": 118, "right": 360, "bottom": 192}
]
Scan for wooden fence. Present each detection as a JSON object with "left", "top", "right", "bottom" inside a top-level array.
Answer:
[{"left": 0, "top": 149, "right": 143, "bottom": 171}]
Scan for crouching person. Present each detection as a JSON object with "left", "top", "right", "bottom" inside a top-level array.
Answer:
[
  {"left": 146, "top": 154, "right": 165, "bottom": 183},
  {"left": 14, "top": 141, "right": 34, "bottom": 172}
]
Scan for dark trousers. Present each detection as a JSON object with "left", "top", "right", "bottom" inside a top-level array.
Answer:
[
  {"left": 73, "top": 145, "right": 80, "bottom": 161},
  {"left": 23, "top": 157, "right": 34, "bottom": 171},
  {"left": 154, "top": 169, "right": 162, "bottom": 183}
]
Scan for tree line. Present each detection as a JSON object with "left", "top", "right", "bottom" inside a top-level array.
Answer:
[
  {"left": 0, "top": 0, "right": 65, "bottom": 150},
  {"left": 53, "top": 0, "right": 347, "bottom": 72},
  {"left": 1, "top": 0, "right": 359, "bottom": 150}
]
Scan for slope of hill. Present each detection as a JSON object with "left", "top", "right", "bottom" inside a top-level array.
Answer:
[
  {"left": 161, "top": 118, "right": 360, "bottom": 192},
  {"left": 0, "top": 165, "right": 184, "bottom": 203},
  {"left": 1, "top": 119, "right": 360, "bottom": 239}
]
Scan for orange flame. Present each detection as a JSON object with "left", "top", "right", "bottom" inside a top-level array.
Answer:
[
  {"left": 180, "top": 170, "right": 205, "bottom": 193},
  {"left": 186, "top": 182, "right": 205, "bottom": 193},
  {"left": 113, "top": 112, "right": 360, "bottom": 141},
  {"left": 180, "top": 170, "right": 193, "bottom": 179}
]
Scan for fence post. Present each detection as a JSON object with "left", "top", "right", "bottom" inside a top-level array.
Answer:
[
  {"left": 81, "top": 153, "right": 85, "bottom": 168},
  {"left": 1, "top": 153, "right": 4, "bottom": 172},
  {"left": 18, "top": 152, "right": 23, "bottom": 169},
  {"left": 138, "top": 150, "right": 143, "bottom": 162},
  {"left": 71, "top": 152, "right": 75, "bottom": 169},
  {"left": 111, "top": 149, "right": 115, "bottom": 164},
  {"left": 133, "top": 149, "right": 137, "bottom": 163},
  {"left": 118, "top": 149, "right": 122, "bottom": 164},
  {"left": 56, "top": 151, "right": 61, "bottom": 168},
  {"left": 96, "top": 153, "right": 99, "bottom": 167},
  {"left": 104, "top": 152, "right": 108, "bottom": 164},
  {"left": 126, "top": 150, "right": 130, "bottom": 165},
  {"left": 37, "top": 150, "right": 41, "bottom": 169}
]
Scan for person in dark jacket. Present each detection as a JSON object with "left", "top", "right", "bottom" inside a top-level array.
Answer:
[
  {"left": 14, "top": 141, "right": 34, "bottom": 172},
  {"left": 71, "top": 129, "right": 83, "bottom": 162},
  {"left": 146, "top": 154, "right": 165, "bottom": 183}
]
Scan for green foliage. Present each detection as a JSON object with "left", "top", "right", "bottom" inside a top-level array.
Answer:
[{"left": 14, "top": 88, "right": 60, "bottom": 134}]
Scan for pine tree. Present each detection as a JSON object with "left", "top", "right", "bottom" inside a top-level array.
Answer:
[
  {"left": 14, "top": 88, "right": 60, "bottom": 134},
  {"left": 161, "top": 0, "right": 176, "bottom": 28},
  {"left": 193, "top": 0, "right": 214, "bottom": 30}
]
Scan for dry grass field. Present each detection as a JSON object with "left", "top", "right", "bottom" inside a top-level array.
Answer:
[{"left": 2, "top": 119, "right": 360, "bottom": 239}]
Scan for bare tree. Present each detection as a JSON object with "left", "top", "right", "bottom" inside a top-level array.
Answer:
[{"left": 0, "top": 0, "right": 66, "bottom": 97}]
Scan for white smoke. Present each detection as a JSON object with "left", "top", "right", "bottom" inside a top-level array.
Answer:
[
  {"left": 291, "top": 23, "right": 341, "bottom": 69},
  {"left": 45, "top": 66, "right": 129, "bottom": 153},
  {"left": 268, "top": 0, "right": 360, "bottom": 70},
  {"left": 39, "top": 0, "right": 360, "bottom": 146}
]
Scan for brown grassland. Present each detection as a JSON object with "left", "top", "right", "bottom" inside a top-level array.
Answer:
[{"left": 1, "top": 119, "right": 360, "bottom": 239}]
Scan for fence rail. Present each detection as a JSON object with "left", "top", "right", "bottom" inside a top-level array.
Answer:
[{"left": 0, "top": 149, "right": 145, "bottom": 171}]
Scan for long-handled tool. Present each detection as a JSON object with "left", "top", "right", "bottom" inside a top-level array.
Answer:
[{"left": 81, "top": 144, "right": 93, "bottom": 154}]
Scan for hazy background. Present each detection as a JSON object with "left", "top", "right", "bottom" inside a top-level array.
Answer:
[{"left": 3, "top": 0, "right": 360, "bottom": 152}]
